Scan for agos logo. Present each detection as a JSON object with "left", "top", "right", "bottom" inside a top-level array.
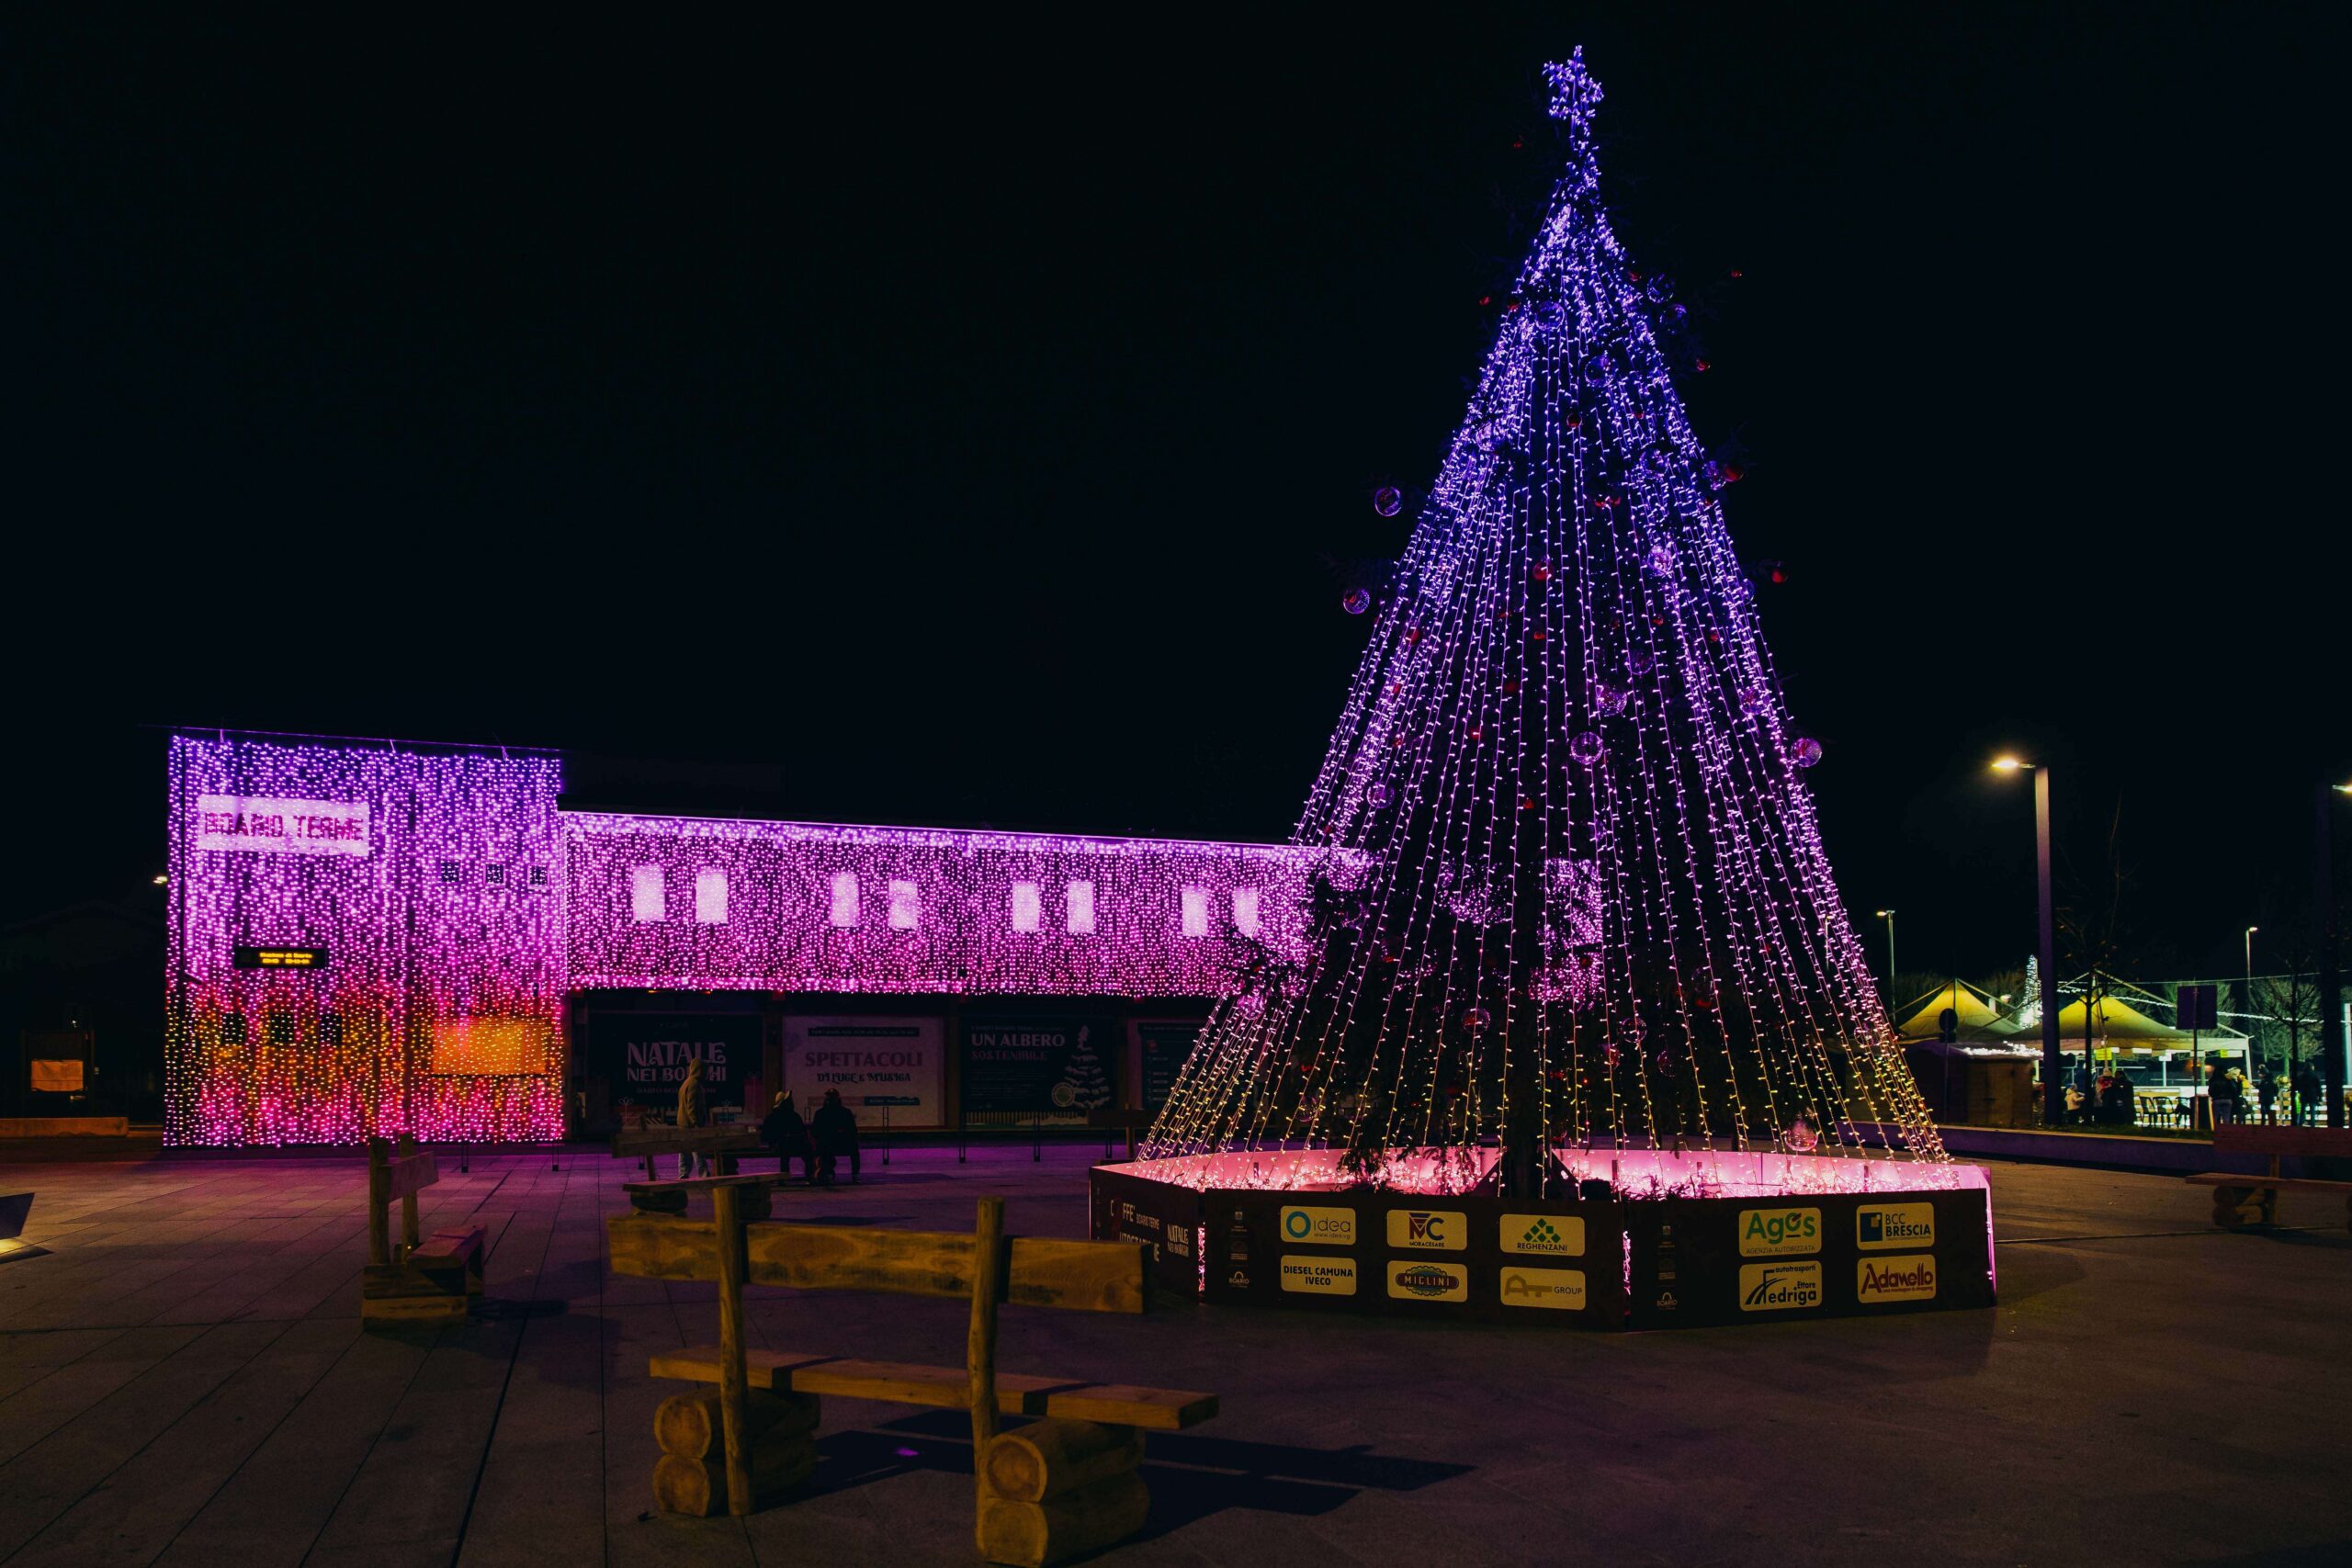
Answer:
[{"left": 1737, "top": 1207, "right": 1822, "bottom": 1257}]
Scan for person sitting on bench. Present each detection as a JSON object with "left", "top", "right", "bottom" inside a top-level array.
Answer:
[
  {"left": 812, "top": 1089, "right": 860, "bottom": 1185},
  {"left": 759, "top": 1091, "right": 815, "bottom": 1181}
]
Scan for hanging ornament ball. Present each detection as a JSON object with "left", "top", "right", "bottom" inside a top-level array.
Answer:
[
  {"left": 1664, "top": 302, "right": 1688, "bottom": 324},
  {"left": 1373, "top": 485, "right": 1404, "bottom": 517},
  {"left": 1403, "top": 625, "right": 1423, "bottom": 644},
  {"left": 1790, "top": 736, "right": 1825, "bottom": 768},
  {"left": 1601, "top": 1044, "right": 1622, "bottom": 1069},
  {"left": 1645, "top": 274, "right": 1675, "bottom": 302},
  {"left": 1627, "top": 649, "right": 1658, "bottom": 678},
  {"left": 1367, "top": 782, "right": 1394, "bottom": 808},
  {"left": 1653, "top": 1048, "right": 1673, "bottom": 1076},
  {"left": 1341, "top": 588, "right": 1374, "bottom": 615},
  {"left": 1591, "top": 682, "right": 1630, "bottom": 717},
  {"left": 1535, "top": 300, "right": 1566, "bottom": 330},
  {"left": 1461, "top": 1006, "right": 1492, "bottom": 1032},
  {"left": 1692, "top": 357, "right": 1712, "bottom": 373},
  {"left": 1568, "top": 730, "right": 1605, "bottom": 766},
  {"left": 1580, "top": 356, "right": 1611, "bottom": 387},
  {"left": 1645, "top": 544, "right": 1676, "bottom": 578},
  {"left": 1642, "top": 444, "right": 1674, "bottom": 474},
  {"left": 1738, "top": 686, "right": 1769, "bottom": 716},
  {"left": 1530, "top": 561, "right": 1552, "bottom": 583}
]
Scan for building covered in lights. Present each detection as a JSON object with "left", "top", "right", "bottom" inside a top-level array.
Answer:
[{"left": 165, "top": 730, "right": 1318, "bottom": 1146}]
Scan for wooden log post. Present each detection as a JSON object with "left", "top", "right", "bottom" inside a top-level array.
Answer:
[
  {"left": 652, "top": 1389, "right": 820, "bottom": 1517},
  {"left": 969, "top": 1196, "right": 1006, "bottom": 1525},
  {"left": 978, "top": 1471, "right": 1151, "bottom": 1568},
  {"left": 713, "top": 1180, "right": 754, "bottom": 1517},
  {"left": 984, "top": 1419, "right": 1144, "bottom": 1504},
  {"left": 396, "top": 1134, "right": 422, "bottom": 1260},
  {"left": 366, "top": 1138, "right": 391, "bottom": 1269}
]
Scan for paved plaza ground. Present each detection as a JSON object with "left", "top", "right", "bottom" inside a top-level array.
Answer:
[{"left": 0, "top": 1142, "right": 2345, "bottom": 1567}]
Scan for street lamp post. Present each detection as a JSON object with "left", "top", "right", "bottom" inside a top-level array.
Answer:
[
  {"left": 2244, "top": 925, "right": 2258, "bottom": 1094},
  {"left": 1996, "top": 757, "right": 2063, "bottom": 1126},
  {"left": 1874, "top": 909, "right": 1897, "bottom": 1017},
  {"left": 2322, "top": 784, "right": 2349, "bottom": 1129}
]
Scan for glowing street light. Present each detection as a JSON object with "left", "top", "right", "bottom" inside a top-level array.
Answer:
[
  {"left": 1994, "top": 755, "right": 2063, "bottom": 1125},
  {"left": 1872, "top": 909, "right": 1897, "bottom": 1013}
]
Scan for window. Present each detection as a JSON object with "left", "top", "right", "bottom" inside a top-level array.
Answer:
[
  {"left": 888, "top": 880, "right": 920, "bottom": 931},
  {"left": 266, "top": 1011, "right": 295, "bottom": 1046},
  {"left": 222, "top": 1012, "right": 248, "bottom": 1046},
  {"left": 528, "top": 864, "right": 548, "bottom": 886},
  {"left": 830, "top": 872, "right": 860, "bottom": 928},
  {"left": 438, "top": 860, "right": 462, "bottom": 885},
  {"left": 1010, "top": 881, "right": 1042, "bottom": 932},
  {"left": 321, "top": 1011, "right": 344, "bottom": 1048},
  {"left": 1181, "top": 886, "right": 1209, "bottom": 938},
  {"left": 629, "top": 865, "right": 664, "bottom": 922},
  {"left": 1233, "top": 886, "right": 1261, "bottom": 939},
  {"left": 1066, "top": 880, "right": 1095, "bottom": 936},
  {"left": 694, "top": 868, "right": 728, "bottom": 925},
  {"left": 485, "top": 863, "right": 506, "bottom": 886}
]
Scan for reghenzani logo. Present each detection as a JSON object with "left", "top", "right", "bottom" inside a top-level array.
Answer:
[
  {"left": 1738, "top": 1260, "right": 1824, "bottom": 1312},
  {"left": 1499, "top": 1266, "right": 1586, "bottom": 1311},
  {"left": 1500, "top": 1213, "right": 1585, "bottom": 1258},
  {"left": 1857, "top": 1203, "right": 1936, "bottom": 1251},
  {"left": 1736, "top": 1207, "right": 1822, "bottom": 1258},
  {"left": 1386, "top": 1261, "right": 1469, "bottom": 1302},
  {"left": 1856, "top": 1254, "right": 1937, "bottom": 1303},
  {"left": 1280, "top": 1255, "right": 1358, "bottom": 1296},
  {"left": 1384, "top": 1208, "right": 1466, "bottom": 1251},
  {"left": 1281, "top": 1206, "right": 1356, "bottom": 1247}
]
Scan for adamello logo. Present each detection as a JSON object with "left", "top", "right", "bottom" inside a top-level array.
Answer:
[
  {"left": 1857, "top": 1203, "right": 1936, "bottom": 1251},
  {"left": 1499, "top": 1266, "right": 1587, "bottom": 1311},
  {"left": 1385, "top": 1208, "right": 1466, "bottom": 1251},
  {"left": 1857, "top": 1254, "right": 1938, "bottom": 1303},
  {"left": 1736, "top": 1207, "right": 1822, "bottom": 1258},
  {"left": 1737, "top": 1260, "right": 1824, "bottom": 1312},
  {"left": 1500, "top": 1213, "right": 1585, "bottom": 1258},
  {"left": 1281, "top": 1206, "right": 1356, "bottom": 1247},
  {"left": 1386, "top": 1261, "right": 1469, "bottom": 1303}
]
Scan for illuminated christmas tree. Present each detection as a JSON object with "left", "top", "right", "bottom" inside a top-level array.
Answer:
[{"left": 1148, "top": 52, "right": 1945, "bottom": 1193}]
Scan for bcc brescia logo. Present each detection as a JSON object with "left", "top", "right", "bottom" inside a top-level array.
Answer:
[{"left": 1857, "top": 1203, "right": 1936, "bottom": 1250}]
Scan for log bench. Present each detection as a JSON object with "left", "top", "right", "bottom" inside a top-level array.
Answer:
[
  {"left": 607, "top": 1193, "right": 1217, "bottom": 1565},
  {"left": 2188, "top": 1125, "right": 2352, "bottom": 1232},
  {"left": 361, "top": 1134, "right": 486, "bottom": 1327},
  {"left": 621, "top": 1170, "right": 783, "bottom": 1217},
  {"left": 612, "top": 1124, "right": 763, "bottom": 1182}
]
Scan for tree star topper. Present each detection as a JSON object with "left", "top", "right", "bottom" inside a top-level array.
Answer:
[{"left": 1544, "top": 51, "right": 1603, "bottom": 133}]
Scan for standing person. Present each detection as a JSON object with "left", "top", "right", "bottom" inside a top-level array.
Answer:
[
  {"left": 2291, "top": 1059, "right": 2322, "bottom": 1126},
  {"left": 760, "top": 1090, "right": 814, "bottom": 1181},
  {"left": 675, "top": 1058, "right": 709, "bottom": 1179},
  {"left": 2256, "top": 1068, "right": 2278, "bottom": 1126},
  {"left": 813, "top": 1089, "right": 860, "bottom": 1185}
]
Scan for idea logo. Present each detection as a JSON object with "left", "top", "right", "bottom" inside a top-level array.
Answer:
[
  {"left": 1736, "top": 1206, "right": 1822, "bottom": 1258},
  {"left": 1280, "top": 1206, "right": 1356, "bottom": 1247}
]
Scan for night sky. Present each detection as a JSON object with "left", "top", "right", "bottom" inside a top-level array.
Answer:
[{"left": 6, "top": 6, "right": 2345, "bottom": 985}]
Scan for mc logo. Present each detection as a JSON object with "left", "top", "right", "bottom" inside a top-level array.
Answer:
[
  {"left": 1384, "top": 1208, "right": 1466, "bottom": 1251},
  {"left": 1736, "top": 1207, "right": 1822, "bottom": 1258}
]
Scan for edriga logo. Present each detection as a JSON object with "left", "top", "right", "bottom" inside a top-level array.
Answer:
[
  {"left": 1736, "top": 1207, "right": 1821, "bottom": 1257},
  {"left": 1737, "top": 1260, "right": 1823, "bottom": 1312},
  {"left": 1857, "top": 1254, "right": 1938, "bottom": 1303},
  {"left": 1281, "top": 1206, "right": 1355, "bottom": 1247}
]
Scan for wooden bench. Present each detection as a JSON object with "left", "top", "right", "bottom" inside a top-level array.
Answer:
[
  {"left": 607, "top": 1191, "right": 1217, "bottom": 1565},
  {"left": 361, "top": 1134, "right": 486, "bottom": 1326},
  {"left": 612, "top": 1124, "right": 763, "bottom": 1182},
  {"left": 2187, "top": 1125, "right": 2352, "bottom": 1232},
  {"left": 1087, "top": 1107, "right": 1156, "bottom": 1161},
  {"left": 621, "top": 1170, "right": 784, "bottom": 1217}
]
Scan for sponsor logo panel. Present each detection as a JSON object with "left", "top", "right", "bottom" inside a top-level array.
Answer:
[
  {"left": 1385, "top": 1260, "right": 1469, "bottom": 1302},
  {"left": 1856, "top": 1202, "right": 1936, "bottom": 1251},
  {"left": 1856, "top": 1254, "right": 1938, "bottom": 1303},
  {"left": 1736, "top": 1207, "right": 1822, "bottom": 1257},
  {"left": 1279, "top": 1255, "right": 1358, "bottom": 1296},
  {"left": 1280, "top": 1206, "right": 1357, "bottom": 1247},
  {"left": 1738, "top": 1260, "right": 1824, "bottom": 1312},
  {"left": 1499, "top": 1266, "right": 1587, "bottom": 1311},
  {"left": 1500, "top": 1213, "right": 1585, "bottom": 1258},
  {"left": 1384, "top": 1209, "right": 1467, "bottom": 1251}
]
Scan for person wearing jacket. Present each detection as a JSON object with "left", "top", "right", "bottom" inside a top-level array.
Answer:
[
  {"left": 760, "top": 1090, "right": 814, "bottom": 1181},
  {"left": 675, "top": 1058, "right": 710, "bottom": 1179},
  {"left": 812, "top": 1089, "right": 860, "bottom": 1185}
]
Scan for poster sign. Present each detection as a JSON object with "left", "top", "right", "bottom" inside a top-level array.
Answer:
[
  {"left": 963, "top": 1015, "right": 1114, "bottom": 1122},
  {"left": 584, "top": 1011, "right": 762, "bottom": 1115},
  {"left": 195, "top": 795, "right": 370, "bottom": 855},
  {"left": 783, "top": 1016, "right": 946, "bottom": 1128},
  {"left": 1136, "top": 1020, "right": 1204, "bottom": 1111}
]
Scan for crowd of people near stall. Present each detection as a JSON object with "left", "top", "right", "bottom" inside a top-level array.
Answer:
[{"left": 2043, "top": 1057, "right": 2335, "bottom": 1128}]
